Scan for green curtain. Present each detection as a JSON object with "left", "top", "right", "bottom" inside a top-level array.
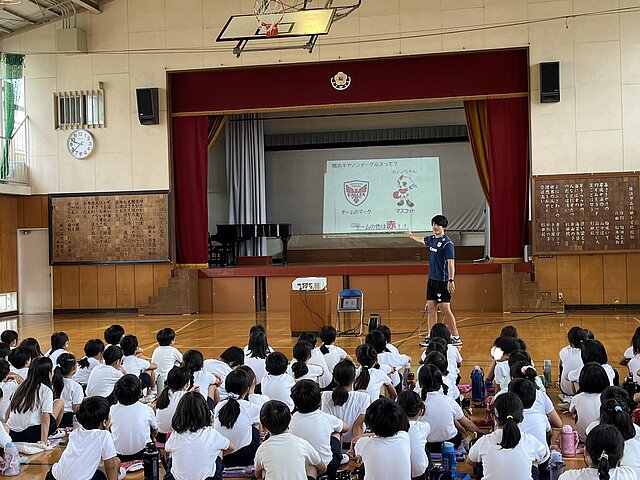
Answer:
[{"left": 0, "top": 53, "right": 24, "bottom": 180}]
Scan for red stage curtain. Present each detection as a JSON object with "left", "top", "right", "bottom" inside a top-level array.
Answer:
[
  {"left": 172, "top": 115, "right": 209, "bottom": 266},
  {"left": 464, "top": 97, "right": 529, "bottom": 261}
]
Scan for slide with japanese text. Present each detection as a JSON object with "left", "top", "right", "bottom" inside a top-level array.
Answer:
[{"left": 322, "top": 158, "right": 442, "bottom": 234}]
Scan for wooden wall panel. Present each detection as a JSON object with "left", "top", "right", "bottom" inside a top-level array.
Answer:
[
  {"left": 60, "top": 266, "right": 80, "bottom": 309},
  {"left": 579, "top": 255, "right": 604, "bottom": 304},
  {"left": 627, "top": 254, "right": 640, "bottom": 304},
  {"left": 265, "top": 276, "right": 296, "bottom": 312},
  {"left": 326, "top": 276, "right": 343, "bottom": 313},
  {"left": 389, "top": 274, "right": 425, "bottom": 310},
  {"left": 40, "top": 196, "right": 49, "bottom": 228},
  {"left": 482, "top": 273, "right": 503, "bottom": 311},
  {"left": 455, "top": 274, "right": 485, "bottom": 310},
  {"left": 556, "top": 255, "right": 581, "bottom": 304},
  {"left": 97, "top": 265, "right": 117, "bottom": 308},
  {"left": 603, "top": 254, "right": 627, "bottom": 304},
  {"left": 349, "top": 275, "right": 390, "bottom": 311},
  {"left": 198, "top": 278, "right": 213, "bottom": 313},
  {"left": 15, "top": 196, "right": 24, "bottom": 229},
  {"left": 134, "top": 264, "right": 154, "bottom": 307},
  {"left": 22, "top": 195, "right": 44, "bottom": 228},
  {"left": 52, "top": 266, "right": 62, "bottom": 309},
  {"left": 116, "top": 265, "right": 135, "bottom": 308},
  {"left": 212, "top": 277, "right": 255, "bottom": 313},
  {"left": 534, "top": 256, "right": 558, "bottom": 300},
  {"left": 153, "top": 264, "right": 172, "bottom": 296},
  {"left": 0, "top": 195, "right": 18, "bottom": 295},
  {"left": 78, "top": 266, "right": 98, "bottom": 309}
]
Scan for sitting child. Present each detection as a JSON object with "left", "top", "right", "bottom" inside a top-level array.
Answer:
[
  {"left": 0, "top": 358, "right": 17, "bottom": 422},
  {"left": 87, "top": 346, "right": 125, "bottom": 402},
  {"left": 1, "top": 330, "right": 18, "bottom": 349},
  {"left": 353, "top": 397, "right": 411, "bottom": 480},
  {"left": 237, "top": 365, "right": 270, "bottom": 409},
  {"left": 568, "top": 340, "right": 616, "bottom": 393},
  {"left": 598, "top": 399, "right": 640, "bottom": 473},
  {"left": 103, "top": 325, "right": 125, "bottom": 349},
  {"left": 204, "top": 346, "right": 244, "bottom": 401},
  {"left": 245, "top": 331, "right": 270, "bottom": 388},
  {"left": 429, "top": 323, "right": 462, "bottom": 383},
  {"left": 254, "top": 400, "right": 326, "bottom": 479},
  {"left": 165, "top": 392, "right": 235, "bottom": 480},
  {"left": 47, "top": 332, "right": 70, "bottom": 366},
  {"left": 47, "top": 396, "right": 122, "bottom": 480},
  {"left": 151, "top": 328, "right": 182, "bottom": 390},
  {"left": 20, "top": 337, "right": 44, "bottom": 359},
  {"left": 73, "top": 339, "right": 104, "bottom": 387},
  {"left": 298, "top": 333, "right": 331, "bottom": 389},
  {"left": 354, "top": 344, "right": 395, "bottom": 402},
  {"left": 155, "top": 366, "right": 192, "bottom": 443},
  {"left": 490, "top": 336, "right": 520, "bottom": 391},
  {"left": 213, "top": 368, "right": 261, "bottom": 468},
  {"left": 262, "top": 351, "right": 295, "bottom": 410},
  {"left": 8, "top": 345, "right": 30, "bottom": 380},
  {"left": 467, "top": 393, "right": 549, "bottom": 480},
  {"left": 120, "top": 335, "right": 157, "bottom": 400},
  {"left": 109, "top": 374, "right": 158, "bottom": 461},
  {"left": 289, "top": 341, "right": 324, "bottom": 383},
  {"left": 366, "top": 330, "right": 410, "bottom": 394},
  {"left": 183, "top": 349, "right": 220, "bottom": 408},
  {"left": 52, "top": 353, "right": 84, "bottom": 428},
  {"left": 289, "top": 379, "right": 348, "bottom": 479},
  {"left": 558, "top": 424, "right": 635, "bottom": 480},
  {"left": 560, "top": 327, "right": 589, "bottom": 398},
  {"left": 570, "top": 363, "right": 611, "bottom": 442},
  {"left": 318, "top": 326, "right": 352, "bottom": 379},
  {"left": 243, "top": 324, "right": 274, "bottom": 357},
  {"left": 397, "top": 391, "right": 430, "bottom": 480}
]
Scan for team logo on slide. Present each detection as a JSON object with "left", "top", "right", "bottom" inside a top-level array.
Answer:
[{"left": 344, "top": 180, "right": 369, "bottom": 206}]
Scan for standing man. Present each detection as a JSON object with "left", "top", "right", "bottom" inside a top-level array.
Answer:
[{"left": 407, "top": 214, "right": 461, "bottom": 346}]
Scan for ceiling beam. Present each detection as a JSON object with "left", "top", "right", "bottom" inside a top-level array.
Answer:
[
  {"left": 1, "top": 8, "right": 36, "bottom": 24},
  {"left": 69, "top": 0, "right": 101, "bottom": 14},
  {"left": 22, "top": 0, "right": 61, "bottom": 17},
  {"left": 0, "top": 24, "right": 14, "bottom": 34}
]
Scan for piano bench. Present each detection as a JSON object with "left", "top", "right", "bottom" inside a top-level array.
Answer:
[{"left": 237, "top": 256, "right": 273, "bottom": 266}]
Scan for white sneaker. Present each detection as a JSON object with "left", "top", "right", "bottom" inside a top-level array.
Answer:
[
  {"left": 340, "top": 454, "right": 350, "bottom": 465},
  {"left": 451, "top": 336, "right": 463, "bottom": 346},
  {"left": 48, "top": 429, "right": 66, "bottom": 440},
  {"left": 118, "top": 466, "right": 127, "bottom": 480}
]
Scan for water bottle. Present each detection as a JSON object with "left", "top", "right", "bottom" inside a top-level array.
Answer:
[
  {"left": 441, "top": 441, "right": 457, "bottom": 477},
  {"left": 548, "top": 450, "right": 565, "bottom": 480},
  {"left": 471, "top": 366, "right": 485, "bottom": 401},
  {"left": 1, "top": 442, "right": 20, "bottom": 476},
  {"left": 559, "top": 425, "right": 579, "bottom": 457},
  {"left": 543, "top": 360, "right": 552, "bottom": 387},
  {"left": 143, "top": 441, "right": 160, "bottom": 480}
]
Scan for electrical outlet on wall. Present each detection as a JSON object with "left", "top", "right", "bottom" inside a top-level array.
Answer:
[{"left": 558, "top": 292, "right": 564, "bottom": 302}]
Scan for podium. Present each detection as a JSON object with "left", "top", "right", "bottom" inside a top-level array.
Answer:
[{"left": 289, "top": 290, "right": 331, "bottom": 337}]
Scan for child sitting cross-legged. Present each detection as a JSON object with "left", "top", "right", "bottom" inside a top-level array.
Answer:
[
  {"left": 204, "top": 346, "right": 244, "bottom": 401},
  {"left": 150, "top": 328, "right": 182, "bottom": 391},
  {"left": 165, "top": 392, "right": 235, "bottom": 480},
  {"left": 86, "top": 346, "right": 125, "bottom": 403},
  {"left": 289, "top": 341, "right": 324, "bottom": 384},
  {"left": 397, "top": 390, "right": 431, "bottom": 480},
  {"left": 262, "top": 351, "right": 295, "bottom": 411},
  {"left": 120, "top": 335, "right": 157, "bottom": 402},
  {"left": 289, "top": 379, "right": 349, "bottom": 480},
  {"left": 52, "top": 353, "right": 84, "bottom": 428},
  {"left": 155, "top": 366, "right": 192, "bottom": 444},
  {"left": 73, "top": 339, "right": 104, "bottom": 388},
  {"left": 354, "top": 344, "right": 396, "bottom": 402},
  {"left": 353, "top": 397, "right": 411, "bottom": 480},
  {"left": 467, "top": 393, "right": 549, "bottom": 480},
  {"left": 183, "top": 349, "right": 220, "bottom": 408},
  {"left": 47, "top": 396, "right": 123, "bottom": 480},
  {"left": 110, "top": 374, "right": 158, "bottom": 461},
  {"left": 254, "top": 399, "right": 326, "bottom": 480},
  {"left": 214, "top": 368, "right": 261, "bottom": 468}
]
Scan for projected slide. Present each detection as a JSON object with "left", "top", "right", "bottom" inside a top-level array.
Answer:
[{"left": 323, "top": 158, "right": 442, "bottom": 234}]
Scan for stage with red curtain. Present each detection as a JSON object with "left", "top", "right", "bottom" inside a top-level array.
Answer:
[{"left": 169, "top": 48, "right": 530, "bottom": 264}]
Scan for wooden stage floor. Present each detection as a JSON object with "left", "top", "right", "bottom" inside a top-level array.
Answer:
[{"left": 7, "top": 308, "right": 640, "bottom": 478}]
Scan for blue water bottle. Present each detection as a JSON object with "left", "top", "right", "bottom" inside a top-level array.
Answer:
[
  {"left": 471, "top": 365, "right": 485, "bottom": 401},
  {"left": 442, "top": 441, "right": 457, "bottom": 477}
]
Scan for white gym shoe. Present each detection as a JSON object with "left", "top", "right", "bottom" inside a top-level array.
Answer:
[{"left": 340, "top": 454, "right": 350, "bottom": 465}]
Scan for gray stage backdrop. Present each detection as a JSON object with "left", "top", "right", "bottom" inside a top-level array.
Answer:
[{"left": 264, "top": 143, "right": 485, "bottom": 235}]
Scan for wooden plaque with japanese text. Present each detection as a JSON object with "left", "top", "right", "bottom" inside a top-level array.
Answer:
[
  {"left": 49, "top": 191, "right": 171, "bottom": 265},
  {"left": 533, "top": 174, "right": 639, "bottom": 255}
]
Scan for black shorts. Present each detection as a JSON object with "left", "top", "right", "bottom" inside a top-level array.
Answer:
[{"left": 426, "top": 279, "right": 451, "bottom": 303}]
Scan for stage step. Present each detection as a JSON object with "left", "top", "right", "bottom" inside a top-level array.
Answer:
[
  {"left": 138, "top": 268, "right": 199, "bottom": 315},
  {"left": 501, "top": 263, "right": 564, "bottom": 313}
]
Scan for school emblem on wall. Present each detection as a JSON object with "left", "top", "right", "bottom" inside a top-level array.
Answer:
[
  {"left": 331, "top": 71, "right": 351, "bottom": 91},
  {"left": 344, "top": 180, "right": 369, "bottom": 205}
]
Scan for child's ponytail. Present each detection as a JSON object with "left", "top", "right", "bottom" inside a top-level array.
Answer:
[
  {"left": 331, "top": 360, "right": 356, "bottom": 407},
  {"left": 78, "top": 339, "right": 104, "bottom": 369},
  {"left": 292, "top": 342, "right": 312, "bottom": 380},
  {"left": 493, "top": 392, "right": 523, "bottom": 449},
  {"left": 319, "top": 326, "right": 336, "bottom": 355},
  {"left": 354, "top": 344, "right": 377, "bottom": 391},
  {"left": 418, "top": 364, "right": 444, "bottom": 401},
  {"left": 52, "top": 353, "right": 76, "bottom": 400},
  {"left": 586, "top": 425, "right": 624, "bottom": 480},
  {"left": 217, "top": 369, "right": 251, "bottom": 429},
  {"left": 156, "top": 366, "right": 191, "bottom": 410},
  {"left": 600, "top": 399, "right": 635, "bottom": 440},
  {"left": 510, "top": 361, "right": 538, "bottom": 384}
]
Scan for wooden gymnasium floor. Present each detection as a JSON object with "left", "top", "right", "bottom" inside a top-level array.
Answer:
[{"left": 8, "top": 308, "right": 640, "bottom": 479}]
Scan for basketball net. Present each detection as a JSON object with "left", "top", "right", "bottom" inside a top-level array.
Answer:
[{"left": 254, "top": 0, "right": 285, "bottom": 37}]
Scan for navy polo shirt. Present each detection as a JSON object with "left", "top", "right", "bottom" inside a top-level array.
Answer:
[{"left": 423, "top": 234, "right": 455, "bottom": 281}]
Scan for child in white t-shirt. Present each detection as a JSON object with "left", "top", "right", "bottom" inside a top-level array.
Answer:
[
  {"left": 48, "top": 396, "right": 122, "bottom": 480},
  {"left": 354, "top": 344, "right": 396, "bottom": 402},
  {"left": 110, "top": 374, "right": 158, "bottom": 461},
  {"left": 318, "top": 326, "right": 352, "bottom": 379},
  {"left": 288, "top": 341, "right": 324, "bottom": 383},
  {"left": 165, "top": 391, "right": 235, "bottom": 480},
  {"left": 354, "top": 397, "right": 412, "bottom": 480},
  {"left": 0, "top": 358, "right": 18, "bottom": 423},
  {"left": 321, "top": 360, "right": 370, "bottom": 448},
  {"left": 598, "top": 398, "right": 640, "bottom": 473},
  {"left": 73, "top": 339, "right": 104, "bottom": 387},
  {"left": 52, "top": 353, "right": 84, "bottom": 428},
  {"left": 245, "top": 331, "right": 270, "bottom": 387},
  {"left": 213, "top": 368, "right": 261, "bottom": 468},
  {"left": 120, "top": 335, "right": 157, "bottom": 399},
  {"left": 262, "top": 351, "right": 296, "bottom": 410},
  {"left": 150, "top": 328, "right": 182, "bottom": 389},
  {"left": 366, "top": 330, "right": 411, "bottom": 391},
  {"left": 298, "top": 332, "right": 332, "bottom": 389},
  {"left": 254, "top": 400, "right": 326, "bottom": 480},
  {"left": 509, "top": 378, "right": 552, "bottom": 448},
  {"left": 289, "top": 380, "right": 348, "bottom": 478},
  {"left": 237, "top": 365, "right": 270, "bottom": 409},
  {"left": 0, "top": 330, "right": 18, "bottom": 349},
  {"left": 568, "top": 340, "right": 616, "bottom": 393},
  {"left": 398, "top": 391, "right": 431, "bottom": 479},
  {"left": 183, "top": 349, "right": 220, "bottom": 408},
  {"left": 47, "top": 331, "right": 71, "bottom": 367},
  {"left": 560, "top": 327, "right": 588, "bottom": 396},
  {"left": 7, "top": 345, "right": 30, "bottom": 381},
  {"left": 7, "top": 357, "right": 65, "bottom": 446},
  {"left": 430, "top": 323, "right": 462, "bottom": 381},
  {"left": 423, "top": 351, "right": 459, "bottom": 401},
  {"left": 243, "top": 324, "right": 274, "bottom": 357},
  {"left": 204, "top": 346, "right": 245, "bottom": 401},
  {"left": 491, "top": 336, "right": 520, "bottom": 392},
  {"left": 559, "top": 424, "right": 637, "bottom": 480},
  {"left": 155, "top": 366, "right": 191, "bottom": 444},
  {"left": 468, "top": 393, "right": 549, "bottom": 480},
  {"left": 87, "top": 346, "right": 125, "bottom": 402},
  {"left": 375, "top": 325, "right": 400, "bottom": 355},
  {"left": 571, "top": 363, "right": 611, "bottom": 442}
]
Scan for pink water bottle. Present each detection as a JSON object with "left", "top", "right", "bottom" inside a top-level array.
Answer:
[
  {"left": 559, "top": 425, "right": 579, "bottom": 457},
  {"left": 0, "top": 442, "right": 20, "bottom": 476}
]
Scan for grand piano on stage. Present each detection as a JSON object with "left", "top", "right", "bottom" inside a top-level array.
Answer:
[{"left": 209, "top": 223, "right": 292, "bottom": 267}]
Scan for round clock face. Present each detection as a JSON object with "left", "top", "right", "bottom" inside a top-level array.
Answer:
[{"left": 67, "top": 129, "right": 95, "bottom": 159}]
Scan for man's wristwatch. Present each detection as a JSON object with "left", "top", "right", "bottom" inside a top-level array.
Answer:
[{"left": 448, "top": 279, "right": 454, "bottom": 282}]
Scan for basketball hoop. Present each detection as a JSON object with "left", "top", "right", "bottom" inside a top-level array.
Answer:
[{"left": 254, "top": 0, "right": 285, "bottom": 37}]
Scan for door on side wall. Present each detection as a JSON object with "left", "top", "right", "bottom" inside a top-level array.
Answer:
[{"left": 17, "top": 228, "right": 52, "bottom": 314}]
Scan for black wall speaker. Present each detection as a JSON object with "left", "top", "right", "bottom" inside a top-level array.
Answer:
[
  {"left": 540, "top": 62, "right": 560, "bottom": 103},
  {"left": 136, "top": 87, "right": 159, "bottom": 125}
]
